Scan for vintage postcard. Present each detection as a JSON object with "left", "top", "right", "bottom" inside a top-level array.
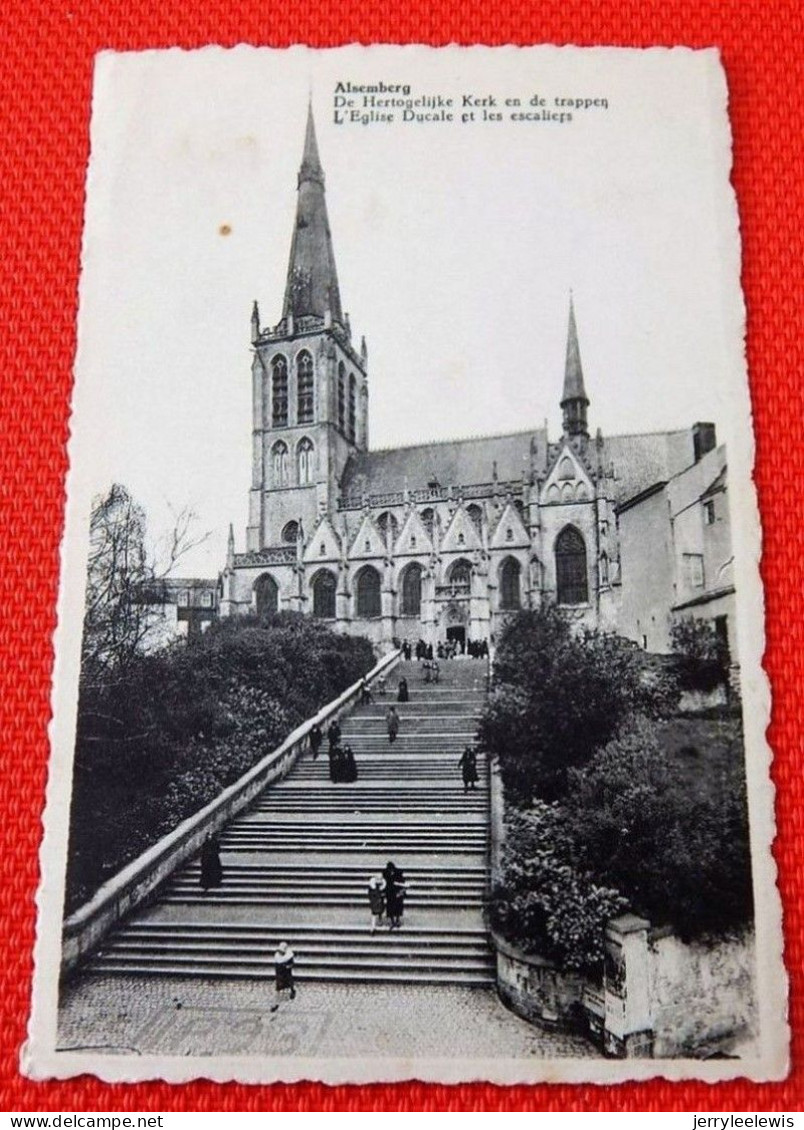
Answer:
[{"left": 24, "top": 45, "right": 787, "bottom": 1084}]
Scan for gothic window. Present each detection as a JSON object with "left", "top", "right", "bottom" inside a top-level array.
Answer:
[
  {"left": 281, "top": 521, "right": 299, "bottom": 544},
  {"left": 400, "top": 562, "right": 423, "bottom": 617},
  {"left": 272, "top": 441, "right": 289, "bottom": 486},
  {"left": 547, "top": 484, "right": 560, "bottom": 503},
  {"left": 312, "top": 569, "right": 336, "bottom": 618},
  {"left": 297, "top": 437, "right": 315, "bottom": 485},
  {"left": 575, "top": 482, "right": 588, "bottom": 501},
  {"left": 555, "top": 526, "right": 588, "bottom": 606},
  {"left": 558, "top": 455, "right": 575, "bottom": 481},
  {"left": 296, "top": 350, "right": 314, "bottom": 424},
  {"left": 348, "top": 374, "right": 357, "bottom": 443},
  {"left": 377, "top": 511, "right": 399, "bottom": 546},
  {"left": 255, "top": 573, "right": 279, "bottom": 617},
  {"left": 421, "top": 508, "right": 435, "bottom": 537},
  {"left": 272, "top": 355, "right": 288, "bottom": 427},
  {"left": 449, "top": 559, "right": 472, "bottom": 590},
  {"left": 506, "top": 528, "right": 513, "bottom": 541},
  {"left": 561, "top": 482, "right": 574, "bottom": 502},
  {"left": 467, "top": 504, "right": 483, "bottom": 535},
  {"left": 499, "top": 558, "right": 522, "bottom": 610},
  {"left": 337, "top": 362, "right": 346, "bottom": 432},
  {"left": 356, "top": 565, "right": 382, "bottom": 618}
]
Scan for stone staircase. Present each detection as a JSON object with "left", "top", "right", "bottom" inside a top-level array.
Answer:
[{"left": 86, "top": 658, "right": 494, "bottom": 987}]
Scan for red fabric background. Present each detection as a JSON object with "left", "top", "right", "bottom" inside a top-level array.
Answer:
[{"left": 0, "top": 0, "right": 801, "bottom": 1112}]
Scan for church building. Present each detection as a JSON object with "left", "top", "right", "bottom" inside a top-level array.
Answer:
[{"left": 219, "top": 106, "right": 726, "bottom": 653}]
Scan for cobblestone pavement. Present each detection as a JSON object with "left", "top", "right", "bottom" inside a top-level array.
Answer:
[{"left": 58, "top": 974, "right": 599, "bottom": 1061}]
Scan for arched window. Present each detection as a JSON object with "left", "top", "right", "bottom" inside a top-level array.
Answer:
[
  {"left": 281, "top": 520, "right": 299, "bottom": 544},
  {"left": 421, "top": 508, "right": 435, "bottom": 537},
  {"left": 499, "top": 558, "right": 522, "bottom": 610},
  {"left": 400, "top": 562, "right": 423, "bottom": 617},
  {"left": 467, "top": 504, "right": 483, "bottom": 535},
  {"left": 337, "top": 362, "right": 346, "bottom": 432},
  {"left": 297, "top": 437, "right": 315, "bottom": 485},
  {"left": 348, "top": 374, "right": 357, "bottom": 443},
  {"left": 255, "top": 574, "right": 279, "bottom": 617},
  {"left": 558, "top": 455, "right": 574, "bottom": 481},
  {"left": 272, "top": 355, "right": 288, "bottom": 427},
  {"left": 296, "top": 350, "right": 314, "bottom": 424},
  {"left": 272, "top": 440, "right": 289, "bottom": 486},
  {"left": 377, "top": 511, "right": 399, "bottom": 546},
  {"left": 312, "top": 569, "right": 336, "bottom": 619},
  {"left": 356, "top": 565, "right": 382, "bottom": 618},
  {"left": 547, "top": 484, "right": 560, "bottom": 503},
  {"left": 555, "top": 526, "right": 588, "bottom": 606},
  {"left": 449, "top": 559, "right": 472, "bottom": 590},
  {"left": 575, "top": 482, "right": 588, "bottom": 501},
  {"left": 600, "top": 552, "right": 609, "bottom": 585}
]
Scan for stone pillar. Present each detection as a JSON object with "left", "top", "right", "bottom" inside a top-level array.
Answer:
[{"left": 603, "top": 914, "right": 654, "bottom": 1058}]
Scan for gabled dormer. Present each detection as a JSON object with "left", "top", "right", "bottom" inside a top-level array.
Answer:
[
  {"left": 440, "top": 503, "right": 484, "bottom": 555},
  {"left": 303, "top": 513, "right": 342, "bottom": 564},
  {"left": 348, "top": 511, "right": 388, "bottom": 561},
  {"left": 489, "top": 499, "right": 530, "bottom": 550},
  {"left": 395, "top": 508, "right": 434, "bottom": 558}
]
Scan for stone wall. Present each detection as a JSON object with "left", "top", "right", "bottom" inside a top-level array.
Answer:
[{"left": 649, "top": 926, "right": 757, "bottom": 1057}]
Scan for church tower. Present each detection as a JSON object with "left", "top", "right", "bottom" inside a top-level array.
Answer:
[
  {"left": 245, "top": 104, "right": 368, "bottom": 553},
  {"left": 560, "top": 294, "right": 589, "bottom": 439}
]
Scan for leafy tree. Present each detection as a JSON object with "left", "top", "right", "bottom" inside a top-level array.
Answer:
[
  {"left": 670, "top": 616, "right": 729, "bottom": 692},
  {"left": 564, "top": 716, "right": 753, "bottom": 938},
  {"left": 479, "top": 607, "right": 677, "bottom": 802}
]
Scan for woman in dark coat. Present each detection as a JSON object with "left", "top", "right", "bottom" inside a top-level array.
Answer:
[
  {"left": 458, "top": 746, "right": 479, "bottom": 792},
  {"left": 309, "top": 722, "right": 323, "bottom": 760},
  {"left": 383, "top": 861, "right": 407, "bottom": 929},
  {"left": 397, "top": 677, "right": 409, "bottom": 703},
  {"left": 200, "top": 835, "right": 223, "bottom": 889},
  {"left": 330, "top": 745, "right": 345, "bottom": 783},
  {"left": 386, "top": 705, "right": 400, "bottom": 744},
  {"left": 342, "top": 745, "right": 358, "bottom": 783},
  {"left": 328, "top": 719, "right": 342, "bottom": 750}
]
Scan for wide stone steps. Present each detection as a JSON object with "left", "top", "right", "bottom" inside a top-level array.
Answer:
[
  {"left": 220, "top": 823, "right": 486, "bottom": 852},
  {"left": 84, "top": 659, "right": 493, "bottom": 987},
  {"left": 86, "top": 923, "right": 495, "bottom": 985}
]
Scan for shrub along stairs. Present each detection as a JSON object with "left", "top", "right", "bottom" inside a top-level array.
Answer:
[{"left": 86, "top": 658, "right": 494, "bottom": 986}]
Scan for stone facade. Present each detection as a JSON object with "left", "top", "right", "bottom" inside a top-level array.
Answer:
[{"left": 220, "top": 107, "right": 729, "bottom": 653}]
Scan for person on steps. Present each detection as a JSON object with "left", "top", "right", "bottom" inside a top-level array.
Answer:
[
  {"left": 342, "top": 744, "right": 358, "bottom": 783},
  {"left": 458, "top": 745, "right": 479, "bottom": 792},
  {"left": 330, "top": 745, "right": 345, "bottom": 783},
  {"left": 397, "top": 676, "right": 409, "bottom": 703},
  {"left": 359, "top": 677, "right": 373, "bottom": 706},
  {"left": 199, "top": 834, "right": 223, "bottom": 890},
  {"left": 383, "top": 861, "right": 407, "bottom": 929},
  {"left": 270, "top": 941, "right": 296, "bottom": 1010},
  {"left": 386, "top": 705, "right": 400, "bottom": 745},
  {"left": 368, "top": 874, "right": 386, "bottom": 933},
  {"left": 309, "top": 722, "right": 323, "bottom": 760},
  {"left": 328, "top": 719, "right": 341, "bottom": 751}
]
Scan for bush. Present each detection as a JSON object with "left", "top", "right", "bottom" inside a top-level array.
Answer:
[
  {"left": 66, "top": 612, "right": 375, "bottom": 910},
  {"left": 563, "top": 716, "right": 753, "bottom": 938},
  {"left": 479, "top": 607, "right": 677, "bottom": 802},
  {"left": 489, "top": 805, "right": 627, "bottom": 971}
]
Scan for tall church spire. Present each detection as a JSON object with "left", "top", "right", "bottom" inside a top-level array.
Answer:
[
  {"left": 561, "top": 293, "right": 589, "bottom": 437},
  {"left": 282, "top": 103, "right": 343, "bottom": 325}
]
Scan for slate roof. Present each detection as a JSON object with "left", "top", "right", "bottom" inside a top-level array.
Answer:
[
  {"left": 340, "top": 428, "right": 549, "bottom": 498},
  {"left": 604, "top": 429, "right": 695, "bottom": 504}
]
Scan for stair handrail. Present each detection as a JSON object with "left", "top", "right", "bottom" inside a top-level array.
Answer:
[{"left": 61, "top": 647, "right": 401, "bottom": 974}]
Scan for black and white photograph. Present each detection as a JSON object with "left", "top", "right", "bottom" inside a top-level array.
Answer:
[{"left": 24, "top": 45, "right": 786, "bottom": 1084}]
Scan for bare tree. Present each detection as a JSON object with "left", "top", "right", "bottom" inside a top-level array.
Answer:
[{"left": 80, "top": 484, "right": 209, "bottom": 683}]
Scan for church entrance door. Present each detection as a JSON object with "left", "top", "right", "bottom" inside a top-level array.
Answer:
[{"left": 446, "top": 626, "right": 466, "bottom": 650}]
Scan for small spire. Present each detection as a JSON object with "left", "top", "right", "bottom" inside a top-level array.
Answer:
[
  {"left": 251, "top": 300, "right": 260, "bottom": 343},
  {"left": 226, "top": 523, "right": 235, "bottom": 569},
  {"left": 299, "top": 99, "right": 324, "bottom": 187},
  {"left": 561, "top": 292, "right": 590, "bottom": 437}
]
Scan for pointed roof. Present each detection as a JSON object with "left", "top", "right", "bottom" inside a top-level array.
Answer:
[
  {"left": 561, "top": 294, "right": 589, "bottom": 406},
  {"left": 282, "top": 104, "right": 343, "bottom": 324}
]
